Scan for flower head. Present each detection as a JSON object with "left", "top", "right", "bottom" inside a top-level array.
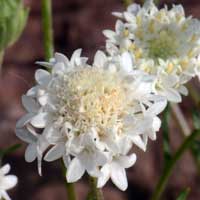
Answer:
[
  {"left": 16, "top": 49, "right": 166, "bottom": 190},
  {"left": 0, "top": 164, "right": 18, "bottom": 200},
  {"left": 104, "top": 0, "right": 200, "bottom": 102}
]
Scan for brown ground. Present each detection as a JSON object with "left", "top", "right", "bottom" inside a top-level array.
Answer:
[{"left": 0, "top": 0, "right": 200, "bottom": 200}]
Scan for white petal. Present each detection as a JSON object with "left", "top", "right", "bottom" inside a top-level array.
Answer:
[
  {"left": 162, "top": 88, "right": 182, "bottom": 103},
  {"left": 44, "top": 143, "right": 65, "bottom": 162},
  {"left": 55, "top": 53, "right": 70, "bottom": 66},
  {"left": 25, "top": 143, "right": 37, "bottom": 162},
  {"left": 111, "top": 163, "right": 128, "bottom": 191},
  {"left": 103, "top": 30, "right": 116, "bottom": 41},
  {"left": 0, "top": 164, "right": 11, "bottom": 175},
  {"left": 133, "top": 117, "right": 153, "bottom": 134},
  {"left": 52, "top": 62, "right": 65, "bottom": 74},
  {"left": 152, "top": 117, "right": 161, "bottom": 132},
  {"left": 15, "top": 128, "right": 37, "bottom": 143},
  {"left": 67, "top": 158, "right": 85, "bottom": 182},
  {"left": 22, "top": 95, "right": 39, "bottom": 113},
  {"left": 16, "top": 113, "right": 35, "bottom": 128},
  {"left": 26, "top": 86, "right": 40, "bottom": 97},
  {"left": 179, "top": 85, "right": 188, "bottom": 96},
  {"left": 30, "top": 112, "right": 49, "bottom": 128},
  {"left": 146, "top": 100, "right": 167, "bottom": 115},
  {"left": 35, "top": 69, "right": 50, "bottom": 86},
  {"left": 63, "top": 155, "right": 71, "bottom": 168},
  {"left": 1, "top": 175, "right": 18, "bottom": 190},
  {"left": 127, "top": 3, "right": 141, "bottom": 14},
  {"left": 93, "top": 51, "right": 107, "bottom": 68},
  {"left": 97, "top": 164, "right": 110, "bottom": 188},
  {"left": 70, "top": 49, "right": 82, "bottom": 65},
  {"left": 120, "top": 52, "right": 133, "bottom": 73},
  {"left": 129, "top": 135, "right": 146, "bottom": 151},
  {"left": 117, "top": 154, "right": 137, "bottom": 168},
  {"left": 36, "top": 61, "right": 53, "bottom": 68},
  {"left": 1, "top": 190, "right": 11, "bottom": 200},
  {"left": 115, "top": 20, "right": 124, "bottom": 33},
  {"left": 38, "top": 94, "right": 49, "bottom": 106}
]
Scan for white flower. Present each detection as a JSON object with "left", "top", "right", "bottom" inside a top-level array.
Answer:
[
  {"left": 97, "top": 154, "right": 136, "bottom": 191},
  {"left": 104, "top": 0, "right": 200, "bottom": 102},
  {"left": 0, "top": 164, "right": 17, "bottom": 200},
  {"left": 16, "top": 49, "right": 166, "bottom": 190}
]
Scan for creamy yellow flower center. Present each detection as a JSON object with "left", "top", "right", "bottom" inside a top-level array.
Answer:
[
  {"left": 147, "top": 30, "right": 178, "bottom": 60},
  {"left": 56, "top": 68, "right": 126, "bottom": 133}
]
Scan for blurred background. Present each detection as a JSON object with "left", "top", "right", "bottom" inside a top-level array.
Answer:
[{"left": 0, "top": 0, "right": 200, "bottom": 199}]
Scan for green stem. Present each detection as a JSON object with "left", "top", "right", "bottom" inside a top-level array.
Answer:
[
  {"left": 150, "top": 130, "right": 200, "bottom": 200},
  {"left": 170, "top": 103, "right": 200, "bottom": 175},
  {"left": 41, "top": 0, "right": 54, "bottom": 60},
  {"left": 65, "top": 181, "right": 76, "bottom": 200},
  {"left": 0, "top": 51, "right": 4, "bottom": 73},
  {"left": 87, "top": 177, "right": 104, "bottom": 200},
  {"left": 61, "top": 161, "right": 77, "bottom": 200}
]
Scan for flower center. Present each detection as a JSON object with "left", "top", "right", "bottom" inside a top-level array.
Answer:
[
  {"left": 54, "top": 68, "right": 126, "bottom": 133},
  {"left": 147, "top": 30, "right": 178, "bottom": 60}
]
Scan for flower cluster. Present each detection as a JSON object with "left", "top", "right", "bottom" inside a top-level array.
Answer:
[
  {"left": 16, "top": 50, "right": 166, "bottom": 190},
  {"left": 0, "top": 164, "right": 18, "bottom": 200},
  {"left": 16, "top": 0, "right": 200, "bottom": 192},
  {"left": 104, "top": 0, "right": 200, "bottom": 102}
]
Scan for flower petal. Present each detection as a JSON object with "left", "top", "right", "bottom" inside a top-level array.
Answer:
[
  {"left": 67, "top": 158, "right": 85, "bottom": 183},
  {"left": 117, "top": 154, "right": 137, "bottom": 168},
  {"left": 15, "top": 128, "right": 37, "bottom": 143},
  {"left": 0, "top": 164, "right": 11, "bottom": 175},
  {"left": 44, "top": 143, "right": 65, "bottom": 162},
  {"left": 1, "top": 175, "right": 18, "bottom": 190},
  {"left": 93, "top": 51, "right": 107, "bottom": 68},
  {"left": 25, "top": 143, "right": 37, "bottom": 162},
  {"left": 22, "top": 95, "right": 39, "bottom": 113},
  {"left": 120, "top": 52, "right": 133, "bottom": 73},
  {"left": 97, "top": 164, "right": 110, "bottom": 188},
  {"left": 129, "top": 135, "right": 146, "bottom": 151},
  {"left": 30, "top": 112, "right": 49, "bottom": 128},
  {"left": 35, "top": 69, "right": 51, "bottom": 86},
  {"left": 111, "top": 163, "right": 128, "bottom": 191},
  {"left": 16, "top": 113, "right": 35, "bottom": 128}
]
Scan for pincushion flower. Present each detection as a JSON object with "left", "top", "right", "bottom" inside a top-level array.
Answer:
[
  {"left": 104, "top": 0, "right": 200, "bottom": 102},
  {"left": 0, "top": 164, "right": 18, "bottom": 200},
  {"left": 16, "top": 49, "right": 166, "bottom": 190}
]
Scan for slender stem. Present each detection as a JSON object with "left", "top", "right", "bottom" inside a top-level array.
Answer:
[
  {"left": 170, "top": 103, "right": 191, "bottom": 136},
  {"left": 61, "top": 161, "right": 77, "bottom": 200},
  {"left": 0, "top": 51, "right": 4, "bottom": 73},
  {"left": 171, "top": 104, "right": 200, "bottom": 176},
  {"left": 41, "top": 0, "right": 54, "bottom": 60},
  {"left": 162, "top": 105, "right": 172, "bottom": 165},
  {"left": 150, "top": 130, "right": 200, "bottom": 200},
  {"left": 87, "top": 177, "right": 104, "bottom": 200},
  {"left": 65, "top": 181, "right": 76, "bottom": 200}
]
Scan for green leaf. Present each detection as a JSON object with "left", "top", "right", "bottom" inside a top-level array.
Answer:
[
  {"left": 176, "top": 188, "right": 190, "bottom": 200},
  {"left": 162, "top": 104, "right": 172, "bottom": 165},
  {"left": 192, "top": 110, "right": 200, "bottom": 130}
]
